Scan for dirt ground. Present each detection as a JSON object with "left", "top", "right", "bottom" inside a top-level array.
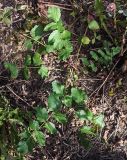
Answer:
[{"left": 1, "top": 0, "right": 127, "bottom": 159}]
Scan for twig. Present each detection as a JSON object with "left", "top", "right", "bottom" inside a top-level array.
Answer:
[
  {"left": 120, "top": 28, "right": 127, "bottom": 56},
  {"left": 44, "top": 4, "right": 72, "bottom": 11},
  {"left": 89, "top": 59, "right": 119, "bottom": 98},
  {"left": 6, "top": 86, "right": 31, "bottom": 107},
  {"left": 42, "top": 2, "right": 72, "bottom": 7},
  {"left": 21, "top": 33, "right": 45, "bottom": 46}
]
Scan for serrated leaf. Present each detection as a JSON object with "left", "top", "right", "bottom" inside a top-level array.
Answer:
[
  {"left": 36, "top": 107, "right": 48, "bottom": 122},
  {"left": 30, "top": 25, "right": 43, "bottom": 41},
  {"left": 33, "top": 52, "right": 42, "bottom": 66},
  {"left": 81, "top": 36, "right": 90, "bottom": 45},
  {"left": 59, "top": 41, "right": 73, "bottom": 60},
  {"left": 80, "top": 126, "right": 95, "bottom": 135},
  {"left": 52, "top": 80, "right": 64, "bottom": 95},
  {"left": 93, "top": 114, "right": 105, "bottom": 128},
  {"left": 33, "top": 130, "right": 45, "bottom": 146},
  {"left": 45, "top": 122, "right": 57, "bottom": 134},
  {"left": 38, "top": 65, "right": 48, "bottom": 78},
  {"left": 62, "top": 95, "right": 72, "bottom": 107},
  {"left": 48, "top": 7, "right": 61, "bottom": 22},
  {"left": 71, "top": 88, "right": 87, "bottom": 104},
  {"left": 44, "top": 22, "right": 57, "bottom": 31},
  {"left": 4, "top": 62, "right": 19, "bottom": 79},
  {"left": 24, "top": 39, "right": 33, "bottom": 49},
  {"left": 17, "top": 141, "right": 28, "bottom": 154},
  {"left": 88, "top": 20, "right": 100, "bottom": 30},
  {"left": 29, "top": 120, "right": 40, "bottom": 130},
  {"left": 48, "top": 93, "right": 61, "bottom": 111},
  {"left": 48, "top": 30, "right": 60, "bottom": 42},
  {"left": 24, "top": 55, "right": 31, "bottom": 66},
  {"left": 53, "top": 113, "right": 67, "bottom": 124}
]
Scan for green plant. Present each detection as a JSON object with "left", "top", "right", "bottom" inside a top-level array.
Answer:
[
  {"left": 3, "top": 6, "right": 73, "bottom": 79},
  {"left": 81, "top": 19, "right": 101, "bottom": 46},
  {"left": 0, "top": 95, "right": 23, "bottom": 159},
  {"left": 4, "top": 53, "right": 48, "bottom": 80},
  {"left": 82, "top": 41, "right": 121, "bottom": 72},
  {"left": 44, "top": 7, "right": 73, "bottom": 60},
  {"left": 0, "top": 7, "right": 13, "bottom": 26},
  {"left": 17, "top": 80, "right": 104, "bottom": 155},
  {"left": 94, "top": 0, "right": 113, "bottom": 41}
]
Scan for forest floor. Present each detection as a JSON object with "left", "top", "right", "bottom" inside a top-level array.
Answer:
[{"left": 1, "top": 0, "right": 127, "bottom": 160}]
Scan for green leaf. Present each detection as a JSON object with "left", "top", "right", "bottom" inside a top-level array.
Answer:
[
  {"left": 90, "top": 51, "right": 99, "bottom": 61},
  {"left": 38, "top": 65, "right": 48, "bottom": 78},
  {"left": 45, "top": 122, "right": 57, "bottom": 134},
  {"left": 44, "top": 22, "right": 57, "bottom": 31},
  {"left": 112, "top": 47, "right": 121, "bottom": 56},
  {"left": 85, "top": 110, "right": 94, "bottom": 121},
  {"left": 46, "top": 44, "right": 55, "bottom": 53},
  {"left": 81, "top": 36, "right": 90, "bottom": 45},
  {"left": 93, "top": 114, "right": 105, "bottom": 128},
  {"left": 98, "top": 49, "right": 107, "bottom": 59},
  {"left": 48, "top": 93, "right": 61, "bottom": 111},
  {"left": 76, "top": 110, "right": 86, "bottom": 120},
  {"left": 53, "top": 113, "right": 67, "bottom": 124},
  {"left": 2, "top": 17, "right": 12, "bottom": 26},
  {"left": 48, "top": 7, "right": 61, "bottom": 22},
  {"left": 92, "top": 38, "right": 96, "bottom": 44},
  {"left": 71, "top": 88, "right": 87, "bottom": 104},
  {"left": 23, "top": 66, "right": 30, "bottom": 80},
  {"left": 24, "top": 55, "right": 32, "bottom": 66},
  {"left": 29, "top": 120, "right": 40, "bottom": 130},
  {"left": 19, "top": 130, "right": 30, "bottom": 140},
  {"left": 17, "top": 141, "right": 28, "bottom": 154},
  {"left": 81, "top": 57, "right": 90, "bottom": 66},
  {"left": 33, "top": 52, "right": 42, "bottom": 66},
  {"left": 30, "top": 25, "right": 43, "bottom": 41},
  {"left": 4, "top": 62, "right": 19, "bottom": 79},
  {"left": 88, "top": 20, "right": 100, "bottom": 30},
  {"left": 24, "top": 39, "right": 33, "bottom": 49},
  {"left": 33, "top": 130, "right": 45, "bottom": 146},
  {"left": 59, "top": 41, "right": 73, "bottom": 60},
  {"left": 89, "top": 62, "right": 97, "bottom": 72},
  {"left": 3, "top": 7, "right": 13, "bottom": 17},
  {"left": 61, "top": 30, "right": 71, "bottom": 39},
  {"left": 56, "top": 21, "right": 65, "bottom": 31},
  {"left": 36, "top": 107, "right": 48, "bottom": 122},
  {"left": 52, "top": 80, "right": 64, "bottom": 95},
  {"left": 95, "top": 0, "right": 104, "bottom": 16},
  {"left": 80, "top": 126, "right": 95, "bottom": 135},
  {"left": 48, "top": 30, "right": 60, "bottom": 42},
  {"left": 62, "top": 95, "right": 72, "bottom": 107}
]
